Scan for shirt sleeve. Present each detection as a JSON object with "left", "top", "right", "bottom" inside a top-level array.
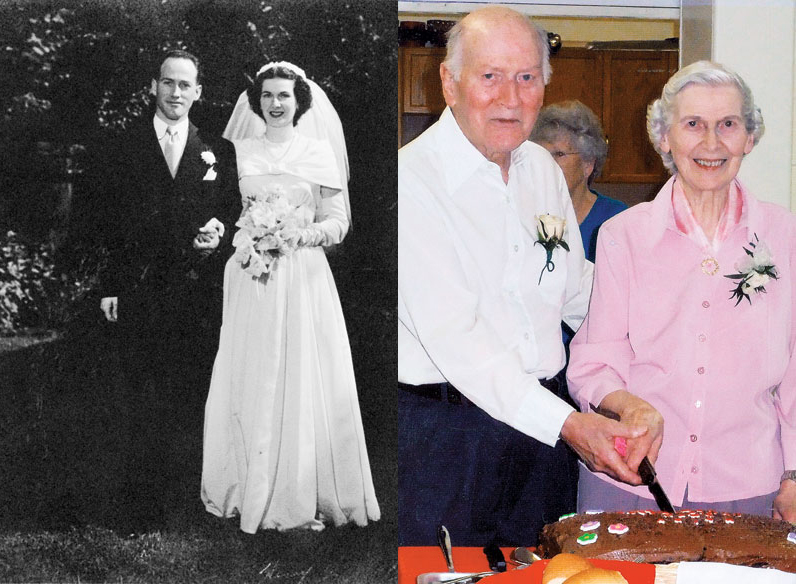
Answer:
[
  {"left": 399, "top": 171, "right": 574, "bottom": 447},
  {"left": 567, "top": 220, "right": 634, "bottom": 411}
]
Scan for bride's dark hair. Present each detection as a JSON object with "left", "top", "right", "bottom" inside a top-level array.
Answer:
[{"left": 247, "top": 66, "right": 313, "bottom": 126}]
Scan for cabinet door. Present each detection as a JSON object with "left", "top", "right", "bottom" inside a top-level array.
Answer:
[
  {"left": 544, "top": 47, "right": 603, "bottom": 117},
  {"left": 600, "top": 50, "right": 675, "bottom": 183},
  {"left": 400, "top": 47, "right": 446, "bottom": 114}
]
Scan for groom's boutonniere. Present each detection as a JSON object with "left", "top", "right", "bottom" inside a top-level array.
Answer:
[
  {"left": 724, "top": 233, "right": 778, "bottom": 306},
  {"left": 535, "top": 214, "right": 569, "bottom": 284},
  {"left": 201, "top": 150, "right": 217, "bottom": 181}
]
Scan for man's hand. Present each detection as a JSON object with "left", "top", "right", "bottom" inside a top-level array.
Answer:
[
  {"left": 100, "top": 297, "right": 118, "bottom": 322},
  {"left": 193, "top": 217, "right": 225, "bottom": 251},
  {"left": 560, "top": 411, "right": 648, "bottom": 486},
  {"left": 773, "top": 477, "right": 796, "bottom": 523},
  {"left": 598, "top": 390, "right": 664, "bottom": 470}
]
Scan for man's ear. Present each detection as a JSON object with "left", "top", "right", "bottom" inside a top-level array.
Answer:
[
  {"left": 150, "top": 79, "right": 157, "bottom": 96},
  {"left": 195, "top": 84, "right": 202, "bottom": 101},
  {"left": 440, "top": 62, "right": 457, "bottom": 108}
]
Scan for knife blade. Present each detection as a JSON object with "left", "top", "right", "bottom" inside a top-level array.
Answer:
[{"left": 588, "top": 402, "right": 676, "bottom": 513}]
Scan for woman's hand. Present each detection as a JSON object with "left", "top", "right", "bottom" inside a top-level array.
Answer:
[
  {"left": 599, "top": 390, "right": 664, "bottom": 472},
  {"left": 773, "top": 478, "right": 796, "bottom": 523},
  {"left": 193, "top": 218, "right": 225, "bottom": 251},
  {"left": 560, "top": 411, "right": 648, "bottom": 486}
]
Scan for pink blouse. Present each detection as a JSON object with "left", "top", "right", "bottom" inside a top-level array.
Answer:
[{"left": 567, "top": 176, "right": 796, "bottom": 505}]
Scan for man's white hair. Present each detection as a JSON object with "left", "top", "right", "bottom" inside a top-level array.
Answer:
[{"left": 443, "top": 6, "right": 552, "bottom": 85}]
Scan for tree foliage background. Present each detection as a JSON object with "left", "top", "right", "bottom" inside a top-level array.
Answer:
[{"left": 0, "top": 0, "right": 397, "bottom": 331}]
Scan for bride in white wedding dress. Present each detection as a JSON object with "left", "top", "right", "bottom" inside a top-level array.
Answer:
[{"left": 201, "top": 62, "right": 380, "bottom": 533}]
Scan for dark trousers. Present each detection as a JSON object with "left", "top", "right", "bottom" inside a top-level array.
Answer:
[
  {"left": 112, "top": 316, "right": 219, "bottom": 528},
  {"left": 398, "top": 375, "right": 578, "bottom": 547}
]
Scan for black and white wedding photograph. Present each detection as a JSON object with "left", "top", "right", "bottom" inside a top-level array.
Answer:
[{"left": 0, "top": 1, "right": 396, "bottom": 581}]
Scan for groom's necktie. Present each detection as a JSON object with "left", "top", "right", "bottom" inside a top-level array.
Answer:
[{"left": 164, "top": 126, "right": 179, "bottom": 178}]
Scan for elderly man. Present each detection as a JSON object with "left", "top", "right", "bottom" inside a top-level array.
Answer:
[{"left": 398, "top": 6, "right": 648, "bottom": 546}]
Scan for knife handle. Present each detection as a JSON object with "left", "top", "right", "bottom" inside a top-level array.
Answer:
[
  {"left": 638, "top": 456, "right": 657, "bottom": 485},
  {"left": 483, "top": 542, "right": 507, "bottom": 573}
]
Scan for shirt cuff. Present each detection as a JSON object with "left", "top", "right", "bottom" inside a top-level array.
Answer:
[{"left": 506, "top": 379, "right": 575, "bottom": 448}]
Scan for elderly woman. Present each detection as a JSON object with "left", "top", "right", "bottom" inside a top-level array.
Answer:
[
  {"left": 567, "top": 61, "right": 796, "bottom": 522},
  {"left": 530, "top": 100, "right": 627, "bottom": 262}
]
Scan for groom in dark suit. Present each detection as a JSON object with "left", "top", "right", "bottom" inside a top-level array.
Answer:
[{"left": 98, "top": 49, "right": 238, "bottom": 532}]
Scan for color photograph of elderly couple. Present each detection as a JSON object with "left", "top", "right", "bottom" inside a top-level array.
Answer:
[
  {"left": 398, "top": 3, "right": 796, "bottom": 581},
  {"left": 0, "top": 0, "right": 394, "bottom": 582}
]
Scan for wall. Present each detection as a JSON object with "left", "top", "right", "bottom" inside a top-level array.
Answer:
[{"left": 681, "top": 0, "right": 796, "bottom": 210}]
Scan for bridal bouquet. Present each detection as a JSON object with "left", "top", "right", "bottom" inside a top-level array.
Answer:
[{"left": 232, "top": 186, "right": 307, "bottom": 277}]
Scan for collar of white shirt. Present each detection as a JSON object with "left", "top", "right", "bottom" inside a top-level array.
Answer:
[
  {"left": 153, "top": 116, "right": 190, "bottom": 142},
  {"left": 435, "top": 107, "right": 529, "bottom": 195}
]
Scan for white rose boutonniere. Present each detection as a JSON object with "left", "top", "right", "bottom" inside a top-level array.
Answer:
[
  {"left": 535, "top": 214, "right": 570, "bottom": 284},
  {"left": 724, "top": 233, "right": 778, "bottom": 306},
  {"left": 201, "top": 150, "right": 217, "bottom": 181}
]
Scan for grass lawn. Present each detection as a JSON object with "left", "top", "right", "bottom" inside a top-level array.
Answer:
[{"left": 0, "top": 265, "right": 396, "bottom": 583}]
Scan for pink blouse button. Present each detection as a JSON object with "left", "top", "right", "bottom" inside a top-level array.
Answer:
[
  {"left": 702, "top": 301, "right": 710, "bottom": 308},
  {"left": 698, "top": 334, "right": 706, "bottom": 342},
  {"left": 697, "top": 367, "right": 705, "bottom": 374},
  {"left": 690, "top": 434, "right": 697, "bottom": 442}
]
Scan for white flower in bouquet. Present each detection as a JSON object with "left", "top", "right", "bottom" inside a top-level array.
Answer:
[{"left": 233, "top": 185, "right": 310, "bottom": 278}]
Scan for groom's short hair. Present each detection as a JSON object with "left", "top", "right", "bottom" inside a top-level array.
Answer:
[{"left": 155, "top": 49, "right": 202, "bottom": 85}]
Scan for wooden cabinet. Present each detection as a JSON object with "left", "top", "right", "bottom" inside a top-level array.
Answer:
[
  {"left": 398, "top": 45, "right": 678, "bottom": 184},
  {"left": 543, "top": 47, "right": 603, "bottom": 117},
  {"left": 599, "top": 50, "right": 678, "bottom": 183},
  {"left": 398, "top": 47, "right": 445, "bottom": 147},
  {"left": 400, "top": 47, "right": 446, "bottom": 114}
]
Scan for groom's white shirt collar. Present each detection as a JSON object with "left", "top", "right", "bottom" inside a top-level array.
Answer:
[
  {"left": 153, "top": 116, "right": 189, "bottom": 163},
  {"left": 153, "top": 116, "right": 189, "bottom": 141}
]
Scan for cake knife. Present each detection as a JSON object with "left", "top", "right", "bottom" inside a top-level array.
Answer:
[{"left": 589, "top": 403, "right": 676, "bottom": 513}]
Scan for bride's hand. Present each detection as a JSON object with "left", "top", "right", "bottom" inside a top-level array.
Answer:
[{"left": 193, "top": 218, "right": 225, "bottom": 251}]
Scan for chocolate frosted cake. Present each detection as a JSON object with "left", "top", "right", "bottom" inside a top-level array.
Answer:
[{"left": 538, "top": 510, "right": 796, "bottom": 573}]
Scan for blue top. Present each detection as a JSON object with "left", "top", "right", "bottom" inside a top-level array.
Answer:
[
  {"left": 579, "top": 192, "right": 628, "bottom": 263},
  {"left": 563, "top": 192, "right": 627, "bottom": 347}
]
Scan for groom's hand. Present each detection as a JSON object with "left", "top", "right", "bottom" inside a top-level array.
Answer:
[
  {"left": 100, "top": 297, "right": 118, "bottom": 322},
  {"left": 193, "top": 218, "right": 225, "bottom": 251}
]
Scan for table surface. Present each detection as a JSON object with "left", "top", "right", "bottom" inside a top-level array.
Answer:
[
  {"left": 398, "top": 546, "right": 515, "bottom": 584},
  {"left": 398, "top": 547, "right": 657, "bottom": 584}
]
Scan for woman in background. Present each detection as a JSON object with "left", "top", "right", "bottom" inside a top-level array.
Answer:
[{"left": 530, "top": 100, "right": 627, "bottom": 263}]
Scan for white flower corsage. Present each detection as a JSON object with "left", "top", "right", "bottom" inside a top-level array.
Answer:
[
  {"left": 535, "top": 214, "right": 569, "bottom": 284},
  {"left": 201, "top": 150, "right": 217, "bottom": 180},
  {"left": 724, "top": 233, "right": 778, "bottom": 306}
]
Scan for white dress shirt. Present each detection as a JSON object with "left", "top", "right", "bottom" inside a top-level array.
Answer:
[
  {"left": 398, "top": 107, "right": 593, "bottom": 447},
  {"left": 154, "top": 116, "right": 189, "bottom": 168}
]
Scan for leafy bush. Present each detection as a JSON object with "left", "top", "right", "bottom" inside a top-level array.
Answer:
[{"left": 0, "top": 230, "right": 105, "bottom": 333}]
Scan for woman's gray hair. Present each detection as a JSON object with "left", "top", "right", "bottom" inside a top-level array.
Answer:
[
  {"left": 530, "top": 100, "right": 608, "bottom": 186},
  {"left": 647, "top": 60, "right": 765, "bottom": 174},
  {"left": 444, "top": 10, "right": 552, "bottom": 85}
]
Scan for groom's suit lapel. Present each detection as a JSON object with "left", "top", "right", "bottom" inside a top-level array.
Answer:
[{"left": 175, "top": 123, "right": 204, "bottom": 184}]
